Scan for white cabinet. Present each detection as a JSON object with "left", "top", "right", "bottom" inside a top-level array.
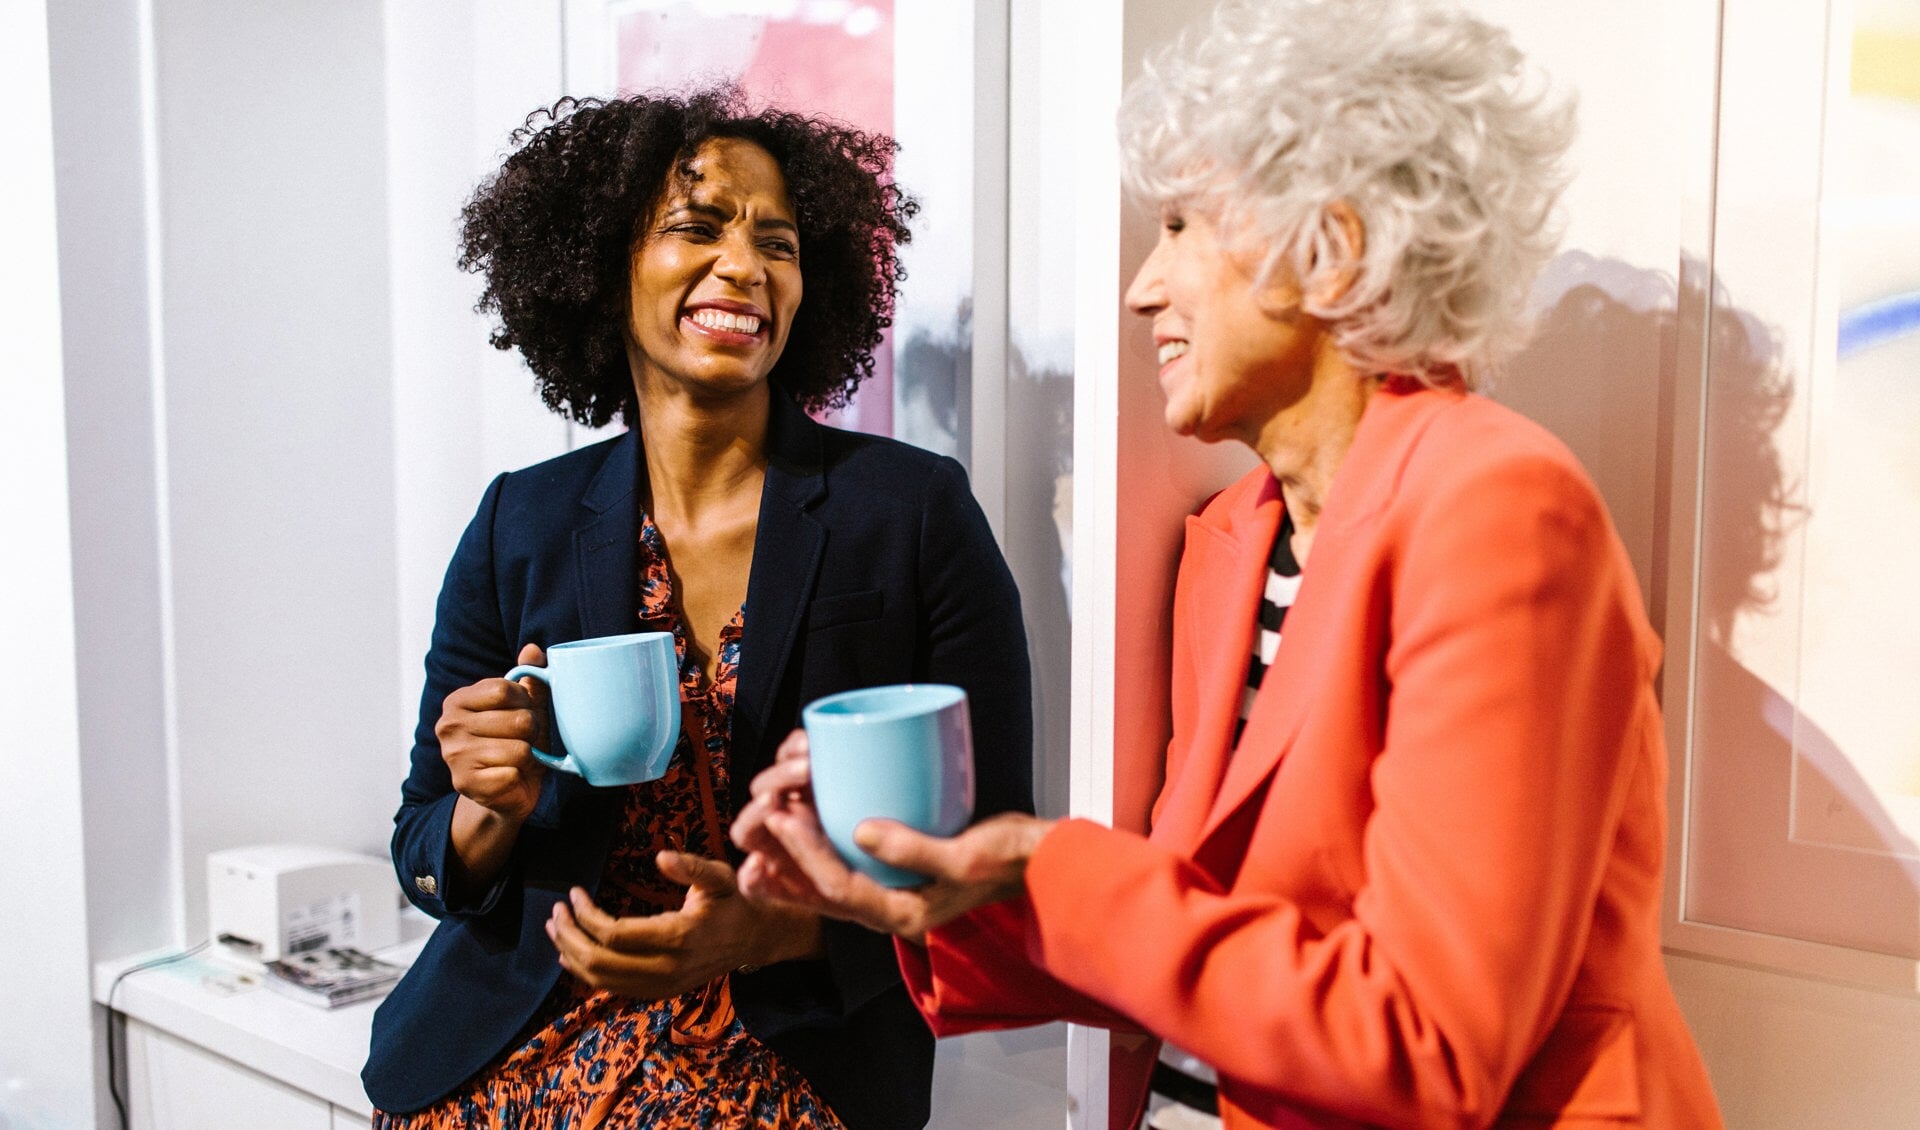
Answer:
[
  {"left": 125, "top": 1022, "right": 337, "bottom": 1130},
  {"left": 96, "top": 942, "right": 420, "bottom": 1128}
]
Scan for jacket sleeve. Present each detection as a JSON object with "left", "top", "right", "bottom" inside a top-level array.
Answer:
[
  {"left": 897, "top": 899, "right": 1144, "bottom": 1035},
  {"left": 389, "top": 472, "right": 562, "bottom": 921},
  {"left": 1012, "top": 454, "right": 1653, "bottom": 1129}
]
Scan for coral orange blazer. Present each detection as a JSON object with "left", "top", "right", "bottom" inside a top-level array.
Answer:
[{"left": 898, "top": 385, "right": 1723, "bottom": 1129}]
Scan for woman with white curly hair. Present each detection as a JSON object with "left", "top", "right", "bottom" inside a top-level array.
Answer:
[{"left": 731, "top": 0, "right": 1724, "bottom": 1125}]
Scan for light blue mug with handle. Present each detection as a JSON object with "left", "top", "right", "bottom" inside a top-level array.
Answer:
[
  {"left": 506, "top": 631, "right": 681, "bottom": 787},
  {"left": 802, "top": 684, "right": 974, "bottom": 888}
]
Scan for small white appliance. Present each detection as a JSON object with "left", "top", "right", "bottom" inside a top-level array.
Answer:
[{"left": 207, "top": 844, "right": 400, "bottom": 964}]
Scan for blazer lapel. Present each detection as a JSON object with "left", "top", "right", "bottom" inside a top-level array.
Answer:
[
  {"left": 1195, "top": 528, "right": 1334, "bottom": 848},
  {"left": 1193, "top": 382, "right": 1457, "bottom": 847},
  {"left": 573, "top": 429, "right": 642, "bottom": 641},
  {"left": 732, "top": 394, "right": 827, "bottom": 812},
  {"left": 1149, "top": 477, "right": 1284, "bottom": 851}
]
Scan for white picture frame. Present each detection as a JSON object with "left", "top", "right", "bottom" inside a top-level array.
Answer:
[{"left": 1663, "top": 0, "right": 1920, "bottom": 994}]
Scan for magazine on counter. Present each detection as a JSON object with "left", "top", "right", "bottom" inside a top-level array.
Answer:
[{"left": 265, "top": 947, "right": 405, "bottom": 1008}]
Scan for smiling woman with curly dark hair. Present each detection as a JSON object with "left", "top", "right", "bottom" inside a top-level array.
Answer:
[
  {"left": 459, "top": 88, "right": 916, "bottom": 426},
  {"left": 363, "top": 86, "right": 1034, "bottom": 1130}
]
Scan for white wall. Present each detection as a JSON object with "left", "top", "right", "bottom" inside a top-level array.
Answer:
[
  {"left": 64, "top": 0, "right": 573, "bottom": 952},
  {"left": 1666, "top": 955, "right": 1920, "bottom": 1128},
  {"left": 0, "top": 2, "right": 97, "bottom": 1124},
  {"left": 149, "top": 0, "right": 404, "bottom": 940},
  {"left": 463, "top": 0, "right": 576, "bottom": 479}
]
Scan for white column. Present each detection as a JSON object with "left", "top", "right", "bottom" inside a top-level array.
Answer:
[
  {"left": 0, "top": 1, "right": 96, "bottom": 1123},
  {"left": 49, "top": 0, "right": 182, "bottom": 962},
  {"left": 1069, "top": 0, "right": 1257, "bottom": 1122}
]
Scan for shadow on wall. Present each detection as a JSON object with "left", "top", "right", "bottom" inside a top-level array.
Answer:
[
  {"left": 896, "top": 302, "right": 972, "bottom": 462},
  {"left": 1005, "top": 345, "right": 1073, "bottom": 820},
  {"left": 1507, "top": 252, "right": 1920, "bottom": 958}
]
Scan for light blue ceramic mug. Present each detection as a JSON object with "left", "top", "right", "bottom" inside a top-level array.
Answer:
[
  {"left": 801, "top": 684, "right": 974, "bottom": 888},
  {"left": 505, "top": 631, "right": 681, "bottom": 787}
]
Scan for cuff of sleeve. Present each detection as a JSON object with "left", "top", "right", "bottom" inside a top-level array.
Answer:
[
  {"left": 897, "top": 902, "right": 1038, "bottom": 1036},
  {"left": 442, "top": 859, "right": 511, "bottom": 918},
  {"left": 902, "top": 875, "right": 1145, "bottom": 1035},
  {"left": 401, "top": 793, "right": 511, "bottom": 919},
  {"left": 395, "top": 793, "right": 455, "bottom": 918}
]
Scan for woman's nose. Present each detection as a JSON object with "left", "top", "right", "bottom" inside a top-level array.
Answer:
[
  {"left": 1125, "top": 239, "right": 1168, "bottom": 316},
  {"left": 713, "top": 232, "right": 767, "bottom": 287}
]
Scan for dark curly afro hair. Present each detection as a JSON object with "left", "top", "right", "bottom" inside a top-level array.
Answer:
[{"left": 458, "top": 87, "right": 918, "bottom": 427}]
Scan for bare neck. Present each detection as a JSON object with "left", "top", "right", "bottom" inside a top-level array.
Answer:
[
  {"left": 634, "top": 379, "right": 771, "bottom": 525},
  {"left": 1253, "top": 351, "right": 1381, "bottom": 563}
]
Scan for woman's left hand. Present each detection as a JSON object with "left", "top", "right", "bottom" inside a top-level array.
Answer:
[{"left": 546, "top": 851, "right": 821, "bottom": 999}]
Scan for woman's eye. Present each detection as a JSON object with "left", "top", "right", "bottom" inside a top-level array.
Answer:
[
  {"left": 670, "top": 223, "right": 717, "bottom": 239},
  {"left": 761, "top": 239, "right": 799, "bottom": 258}
]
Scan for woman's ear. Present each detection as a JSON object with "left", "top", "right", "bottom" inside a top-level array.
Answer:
[{"left": 1304, "top": 199, "right": 1366, "bottom": 308}]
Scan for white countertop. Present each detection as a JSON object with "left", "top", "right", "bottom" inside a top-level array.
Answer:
[{"left": 93, "top": 916, "right": 433, "bottom": 1117}]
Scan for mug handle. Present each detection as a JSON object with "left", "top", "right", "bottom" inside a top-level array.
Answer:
[{"left": 505, "top": 664, "right": 575, "bottom": 775}]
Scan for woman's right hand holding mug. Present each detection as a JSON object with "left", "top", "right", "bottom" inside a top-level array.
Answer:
[
  {"left": 438, "top": 642, "right": 552, "bottom": 822},
  {"left": 437, "top": 643, "right": 551, "bottom": 897}
]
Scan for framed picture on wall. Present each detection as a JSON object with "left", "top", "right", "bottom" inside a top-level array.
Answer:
[
  {"left": 560, "top": 0, "right": 1000, "bottom": 469},
  {"left": 1666, "top": 0, "right": 1920, "bottom": 991}
]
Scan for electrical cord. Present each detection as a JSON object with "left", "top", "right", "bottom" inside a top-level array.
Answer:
[{"left": 104, "top": 940, "right": 212, "bottom": 1130}]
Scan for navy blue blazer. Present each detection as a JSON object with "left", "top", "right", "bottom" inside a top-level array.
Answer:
[{"left": 363, "top": 393, "right": 1033, "bottom": 1128}]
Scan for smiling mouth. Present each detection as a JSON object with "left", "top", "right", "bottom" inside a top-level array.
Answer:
[
  {"left": 1158, "top": 340, "right": 1190, "bottom": 366},
  {"left": 687, "top": 308, "right": 764, "bottom": 336}
]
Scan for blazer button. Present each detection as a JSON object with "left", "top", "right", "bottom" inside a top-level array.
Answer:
[{"left": 415, "top": 874, "right": 438, "bottom": 896}]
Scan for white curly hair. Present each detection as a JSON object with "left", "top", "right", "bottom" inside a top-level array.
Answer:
[{"left": 1118, "top": 0, "right": 1576, "bottom": 388}]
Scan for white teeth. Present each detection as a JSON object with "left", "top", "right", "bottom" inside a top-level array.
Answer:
[
  {"left": 1158, "top": 340, "right": 1190, "bottom": 365},
  {"left": 690, "top": 309, "right": 762, "bottom": 334}
]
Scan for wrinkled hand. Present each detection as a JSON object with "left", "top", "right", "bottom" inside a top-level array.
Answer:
[
  {"left": 730, "top": 729, "right": 1055, "bottom": 945},
  {"left": 546, "top": 851, "right": 821, "bottom": 999},
  {"left": 438, "top": 642, "right": 551, "bottom": 822}
]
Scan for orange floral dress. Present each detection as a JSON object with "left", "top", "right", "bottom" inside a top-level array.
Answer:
[{"left": 375, "top": 516, "right": 846, "bottom": 1130}]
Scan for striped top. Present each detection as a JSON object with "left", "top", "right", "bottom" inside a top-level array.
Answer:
[
  {"left": 1149, "top": 513, "right": 1302, "bottom": 1128},
  {"left": 1233, "top": 511, "right": 1301, "bottom": 749}
]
